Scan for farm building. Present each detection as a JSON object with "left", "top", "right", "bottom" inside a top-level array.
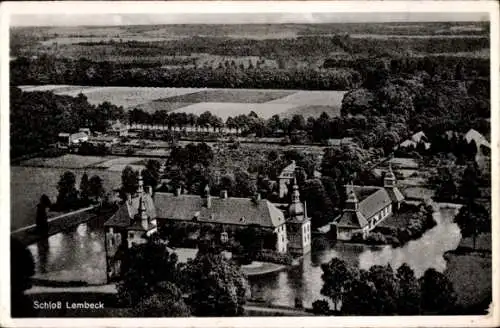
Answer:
[
  {"left": 88, "top": 135, "right": 120, "bottom": 147},
  {"left": 57, "top": 131, "right": 89, "bottom": 149},
  {"left": 335, "top": 166, "right": 404, "bottom": 241},
  {"left": 107, "top": 120, "right": 129, "bottom": 137},
  {"left": 399, "top": 131, "right": 431, "bottom": 150}
]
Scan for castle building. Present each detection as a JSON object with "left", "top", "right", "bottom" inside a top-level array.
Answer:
[
  {"left": 278, "top": 160, "right": 297, "bottom": 199},
  {"left": 104, "top": 175, "right": 157, "bottom": 281},
  {"left": 335, "top": 166, "right": 404, "bottom": 241},
  {"left": 104, "top": 173, "right": 313, "bottom": 280}
]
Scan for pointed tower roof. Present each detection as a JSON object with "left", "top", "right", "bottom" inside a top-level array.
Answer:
[
  {"left": 137, "top": 171, "right": 144, "bottom": 194},
  {"left": 289, "top": 177, "right": 304, "bottom": 219}
]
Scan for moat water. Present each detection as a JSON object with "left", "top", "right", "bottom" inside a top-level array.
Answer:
[{"left": 27, "top": 204, "right": 462, "bottom": 308}]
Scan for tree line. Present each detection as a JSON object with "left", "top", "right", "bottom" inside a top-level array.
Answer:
[
  {"left": 317, "top": 258, "right": 459, "bottom": 315},
  {"left": 10, "top": 87, "right": 126, "bottom": 158},
  {"left": 11, "top": 55, "right": 361, "bottom": 90}
]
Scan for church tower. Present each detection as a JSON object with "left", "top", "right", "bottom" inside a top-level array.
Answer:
[{"left": 286, "top": 178, "right": 311, "bottom": 255}]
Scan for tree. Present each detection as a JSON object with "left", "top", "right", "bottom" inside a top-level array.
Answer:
[
  {"left": 320, "top": 257, "right": 358, "bottom": 311},
  {"left": 117, "top": 240, "right": 180, "bottom": 307},
  {"left": 362, "top": 265, "right": 400, "bottom": 314},
  {"left": 396, "top": 263, "right": 421, "bottom": 315},
  {"left": 36, "top": 194, "right": 51, "bottom": 233},
  {"left": 79, "top": 172, "right": 90, "bottom": 204},
  {"left": 121, "top": 165, "right": 139, "bottom": 195},
  {"left": 289, "top": 114, "right": 306, "bottom": 132},
  {"left": 459, "top": 163, "right": 481, "bottom": 205},
  {"left": 312, "top": 299, "right": 331, "bottom": 315},
  {"left": 300, "top": 179, "right": 335, "bottom": 228},
  {"left": 419, "top": 268, "right": 457, "bottom": 314},
  {"left": 132, "top": 281, "right": 191, "bottom": 317},
  {"left": 341, "top": 270, "right": 379, "bottom": 315},
  {"left": 454, "top": 202, "right": 490, "bottom": 250},
  {"left": 143, "top": 159, "right": 161, "bottom": 190},
  {"left": 88, "top": 175, "right": 105, "bottom": 202},
  {"left": 233, "top": 170, "right": 257, "bottom": 197},
  {"left": 181, "top": 253, "right": 248, "bottom": 316},
  {"left": 11, "top": 237, "right": 36, "bottom": 317},
  {"left": 56, "top": 171, "right": 80, "bottom": 210}
]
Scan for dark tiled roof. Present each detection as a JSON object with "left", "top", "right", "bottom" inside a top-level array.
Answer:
[
  {"left": 104, "top": 193, "right": 156, "bottom": 227},
  {"left": 154, "top": 192, "right": 285, "bottom": 228},
  {"left": 386, "top": 187, "right": 405, "bottom": 203},
  {"left": 127, "top": 220, "right": 157, "bottom": 232},
  {"left": 356, "top": 187, "right": 391, "bottom": 221},
  {"left": 337, "top": 211, "right": 367, "bottom": 228}
]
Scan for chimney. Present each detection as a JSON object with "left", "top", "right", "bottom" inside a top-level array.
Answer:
[
  {"left": 253, "top": 192, "right": 261, "bottom": 204},
  {"left": 174, "top": 187, "right": 181, "bottom": 196},
  {"left": 220, "top": 190, "right": 228, "bottom": 199}
]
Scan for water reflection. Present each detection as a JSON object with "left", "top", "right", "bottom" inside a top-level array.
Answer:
[
  {"left": 249, "top": 205, "right": 462, "bottom": 307},
  {"left": 28, "top": 220, "right": 107, "bottom": 285},
  {"left": 27, "top": 204, "right": 462, "bottom": 305}
]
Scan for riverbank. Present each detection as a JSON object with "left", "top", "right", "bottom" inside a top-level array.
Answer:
[
  {"left": 241, "top": 261, "right": 286, "bottom": 276},
  {"left": 11, "top": 205, "right": 102, "bottom": 246}
]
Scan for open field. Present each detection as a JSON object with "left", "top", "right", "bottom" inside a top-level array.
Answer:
[
  {"left": 135, "top": 101, "right": 196, "bottom": 113},
  {"left": 19, "top": 85, "right": 347, "bottom": 118},
  {"left": 156, "top": 88, "right": 295, "bottom": 104},
  {"left": 267, "top": 90, "right": 347, "bottom": 106},
  {"left": 20, "top": 154, "right": 110, "bottom": 169}
]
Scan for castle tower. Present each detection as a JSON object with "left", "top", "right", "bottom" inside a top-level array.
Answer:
[
  {"left": 383, "top": 164, "right": 396, "bottom": 188},
  {"left": 138, "top": 196, "right": 149, "bottom": 231},
  {"left": 383, "top": 164, "right": 404, "bottom": 211},
  {"left": 286, "top": 178, "right": 311, "bottom": 255},
  {"left": 137, "top": 171, "right": 144, "bottom": 195},
  {"left": 344, "top": 183, "right": 359, "bottom": 211}
]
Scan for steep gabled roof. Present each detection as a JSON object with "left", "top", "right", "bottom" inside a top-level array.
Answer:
[
  {"left": 154, "top": 192, "right": 285, "bottom": 228},
  {"left": 411, "top": 131, "right": 427, "bottom": 143},
  {"left": 337, "top": 186, "right": 392, "bottom": 229},
  {"left": 104, "top": 193, "right": 156, "bottom": 227},
  {"left": 279, "top": 161, "right": 296, "bottom": 179},
  {"left": 465, "top": 129, "right": 490, "bottom": 149},
  {"left": 356, "top": 187, "right": 392, "bottom": 220},
  {"left": 386, "top": 187, "right": 405, "bottom": 203}
]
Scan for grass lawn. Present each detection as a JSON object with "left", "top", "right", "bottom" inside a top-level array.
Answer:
[{"left": 20, "top": 154, "right": 110, "bottom": 169}]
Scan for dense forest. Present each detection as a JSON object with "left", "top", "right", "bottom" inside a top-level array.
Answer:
[{"left": 10, "top": 87, "right": 125, "bottom": 158}]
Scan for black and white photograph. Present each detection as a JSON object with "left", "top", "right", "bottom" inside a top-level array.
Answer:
[{"left": 1, "top": 1, "right": 497, "bottom": 326}]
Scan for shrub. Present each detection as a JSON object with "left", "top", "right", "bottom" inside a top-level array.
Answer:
[{"left": 312, "top": 299, "right": 331, "bottom": 315}]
